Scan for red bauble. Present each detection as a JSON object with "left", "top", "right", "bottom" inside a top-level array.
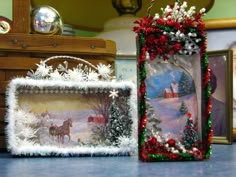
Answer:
[
  {"left": 148, "top": 137, "right": 158, "bottom": 146},
  {"left": 167, "top": 139, "right": 176, "bottom": 147},
  {"left": 159, "top": 35, "right": 168, "bottom": 44},
  {"left": 169, "top": 153, "right": 179, "bottom": 160},
  {"left": 156, "top": 18, "right": 165, "bottom": 25},
  {"left": 173, "top": 43, "right": 182, "bottom": 51},
  {"left": 166, "top": 19, "right": 175, "bottom": 26},
  {"left": 187, "top": 113, "right": 192, "bottom": 118},
  {"left": 147, "top": 34, "right": 156, "bottom": 44},
  {"left": 169, "top": 50, "right": 175, "bottom": 55}
]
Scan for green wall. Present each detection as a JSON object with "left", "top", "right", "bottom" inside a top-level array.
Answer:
[
  {"left": 1, "top": 0, "right": 236, "bottom": 36},
  {"left": 0, "top": 0, "right": 12, "bottom": 20},
  {"left": 76, "top": 0, "right": 236, "bottom": 37},
  {"left": 203, "top": 0, "right": 236, "bottom": 19}
]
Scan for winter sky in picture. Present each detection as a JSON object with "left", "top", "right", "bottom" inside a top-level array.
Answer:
[{"left": 145, "top": 62, "right": 198, "bottom": 139}]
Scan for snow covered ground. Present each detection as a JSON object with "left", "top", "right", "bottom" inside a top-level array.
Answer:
[{"left": 149, "top": 94, "right": 198, "bottom": 139}]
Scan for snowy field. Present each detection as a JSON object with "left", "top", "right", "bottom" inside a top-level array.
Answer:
[{"left": 149, "top": 94, "right": 198, "bottom": 139}]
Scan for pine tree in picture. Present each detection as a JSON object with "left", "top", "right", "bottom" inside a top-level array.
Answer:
[
  {"left": 107, "top": 90, "right": 132, "bottom": 146},
  {"left": 179, "top": 101, "right": 188, "bottom": 115},
  {"left": 182, "top": 113, "right": 199, "bottom": 149},
  {"left": 178, "top": 72, "right": 192, "bottom": 97},
  {"left": 146, "top": 98, "right": 162, "bottom": 137}
]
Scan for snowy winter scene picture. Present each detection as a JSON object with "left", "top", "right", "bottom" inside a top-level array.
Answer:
[
  {"left": 6, "top": 79, "right": 137, "bottom": 156},
  {"left": 145, "top": 60, "right": 201, "bottom": 141}
]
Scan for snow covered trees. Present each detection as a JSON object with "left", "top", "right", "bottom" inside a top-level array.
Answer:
[
  {"left": 146, "top": 98, "right": 162, "bottom": 137},
  {"left": 178, "top": 72, "right": 195, "bottom": 97},
  {"left": 107, "top": 100, "right": 132, "bottom": 145}
]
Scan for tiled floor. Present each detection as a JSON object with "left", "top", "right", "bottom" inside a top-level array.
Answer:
[{"left": 0, "top": 144, "right": 235, "bottom": 177}]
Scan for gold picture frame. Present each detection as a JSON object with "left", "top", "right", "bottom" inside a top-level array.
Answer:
[
  {"left": 208, "top": 50, "right": 233, "bottom": 144},
  {"left": 205, "top": 18, "right": 236, "bottom": 141},
  {"left": 204, "top": 18, "right": 236, "bottom": 30}
]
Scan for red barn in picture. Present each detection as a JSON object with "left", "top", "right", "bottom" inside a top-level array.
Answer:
[
  {"left": 164, "top": 88, "right": 172, "bottom": 98},
  {"left": 88, "top": 115, "right": 106, "bottom": 125},
  {"left": 164, "top": 81, "right": 179, "bottom": 98}
]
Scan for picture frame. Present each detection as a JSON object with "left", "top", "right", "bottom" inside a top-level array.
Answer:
[
  {"left": 5, "top": 56, "right": 137, "bottom": 157},
  {"left": 204, "top": 18, "right": 236, "bottom": 140},
  {"left": 207, "top": 50, "right": 233, "bottom": 144},
  {"left": 231, "top": 44, "right": 236, "bottom": 142}
]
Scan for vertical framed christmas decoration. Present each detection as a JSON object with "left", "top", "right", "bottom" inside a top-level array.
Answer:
[
  {"left": 134, "top": 1, "right": 212, "bottom": 161},
  {"left": 5, "top": 56, "right": 137, "bottom": 156}
]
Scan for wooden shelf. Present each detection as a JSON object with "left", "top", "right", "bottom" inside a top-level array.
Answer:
[{"left": 0, "top": 33, "right": 116, "bottom": 57}]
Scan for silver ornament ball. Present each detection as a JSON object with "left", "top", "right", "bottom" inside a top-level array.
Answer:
[{"left": 31, "top": 6, "right": 63, "bottom": 35}]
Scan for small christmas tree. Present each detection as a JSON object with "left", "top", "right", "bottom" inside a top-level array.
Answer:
[
  {"left": 107, "top": 99, "right": 132, "bottom": 146},
  {"left": 182, "top": 113, "right": 199, "bottom": 149},
  {"left": 179, "top": 101, "right": 188, "bottom": 115}
]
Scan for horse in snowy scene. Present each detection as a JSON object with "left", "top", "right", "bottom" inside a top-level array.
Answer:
[{"left": 49, "top": 118, "right": 73, "bottom": 144}]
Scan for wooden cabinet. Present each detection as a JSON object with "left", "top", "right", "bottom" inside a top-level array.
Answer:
[{"left": 0, "top": 0, "right": 116, "bottom": 151}]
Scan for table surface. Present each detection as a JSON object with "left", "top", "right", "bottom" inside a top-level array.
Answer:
[{"left": 0, "top": 144, "right": 235, "bottom": 177}]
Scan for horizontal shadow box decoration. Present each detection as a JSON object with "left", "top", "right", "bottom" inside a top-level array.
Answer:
[
  {"left": 5, "top": 56, "right": 137, "bottom": 157},
  {"left": 134, "top": 0, "right": 212, "bottom": 161}
]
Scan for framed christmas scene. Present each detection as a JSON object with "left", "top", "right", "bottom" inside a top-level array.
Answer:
[
  {"left": 5, "top": 56, "right": 137, "bottom": 156},
  {"left": 134, "top": 1, "right": 212, "bottom": 161},
  {"left": 208, "top": 50, "right": 233, "bottom": 144}
]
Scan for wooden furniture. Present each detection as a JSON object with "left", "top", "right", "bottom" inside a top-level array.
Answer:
[{"left": 0, "top": 0, "right": 116, "bottom": 151}]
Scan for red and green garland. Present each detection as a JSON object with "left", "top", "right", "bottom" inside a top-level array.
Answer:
[{"left": 135, "top": 0, "right": 212, "bottom": 161}]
